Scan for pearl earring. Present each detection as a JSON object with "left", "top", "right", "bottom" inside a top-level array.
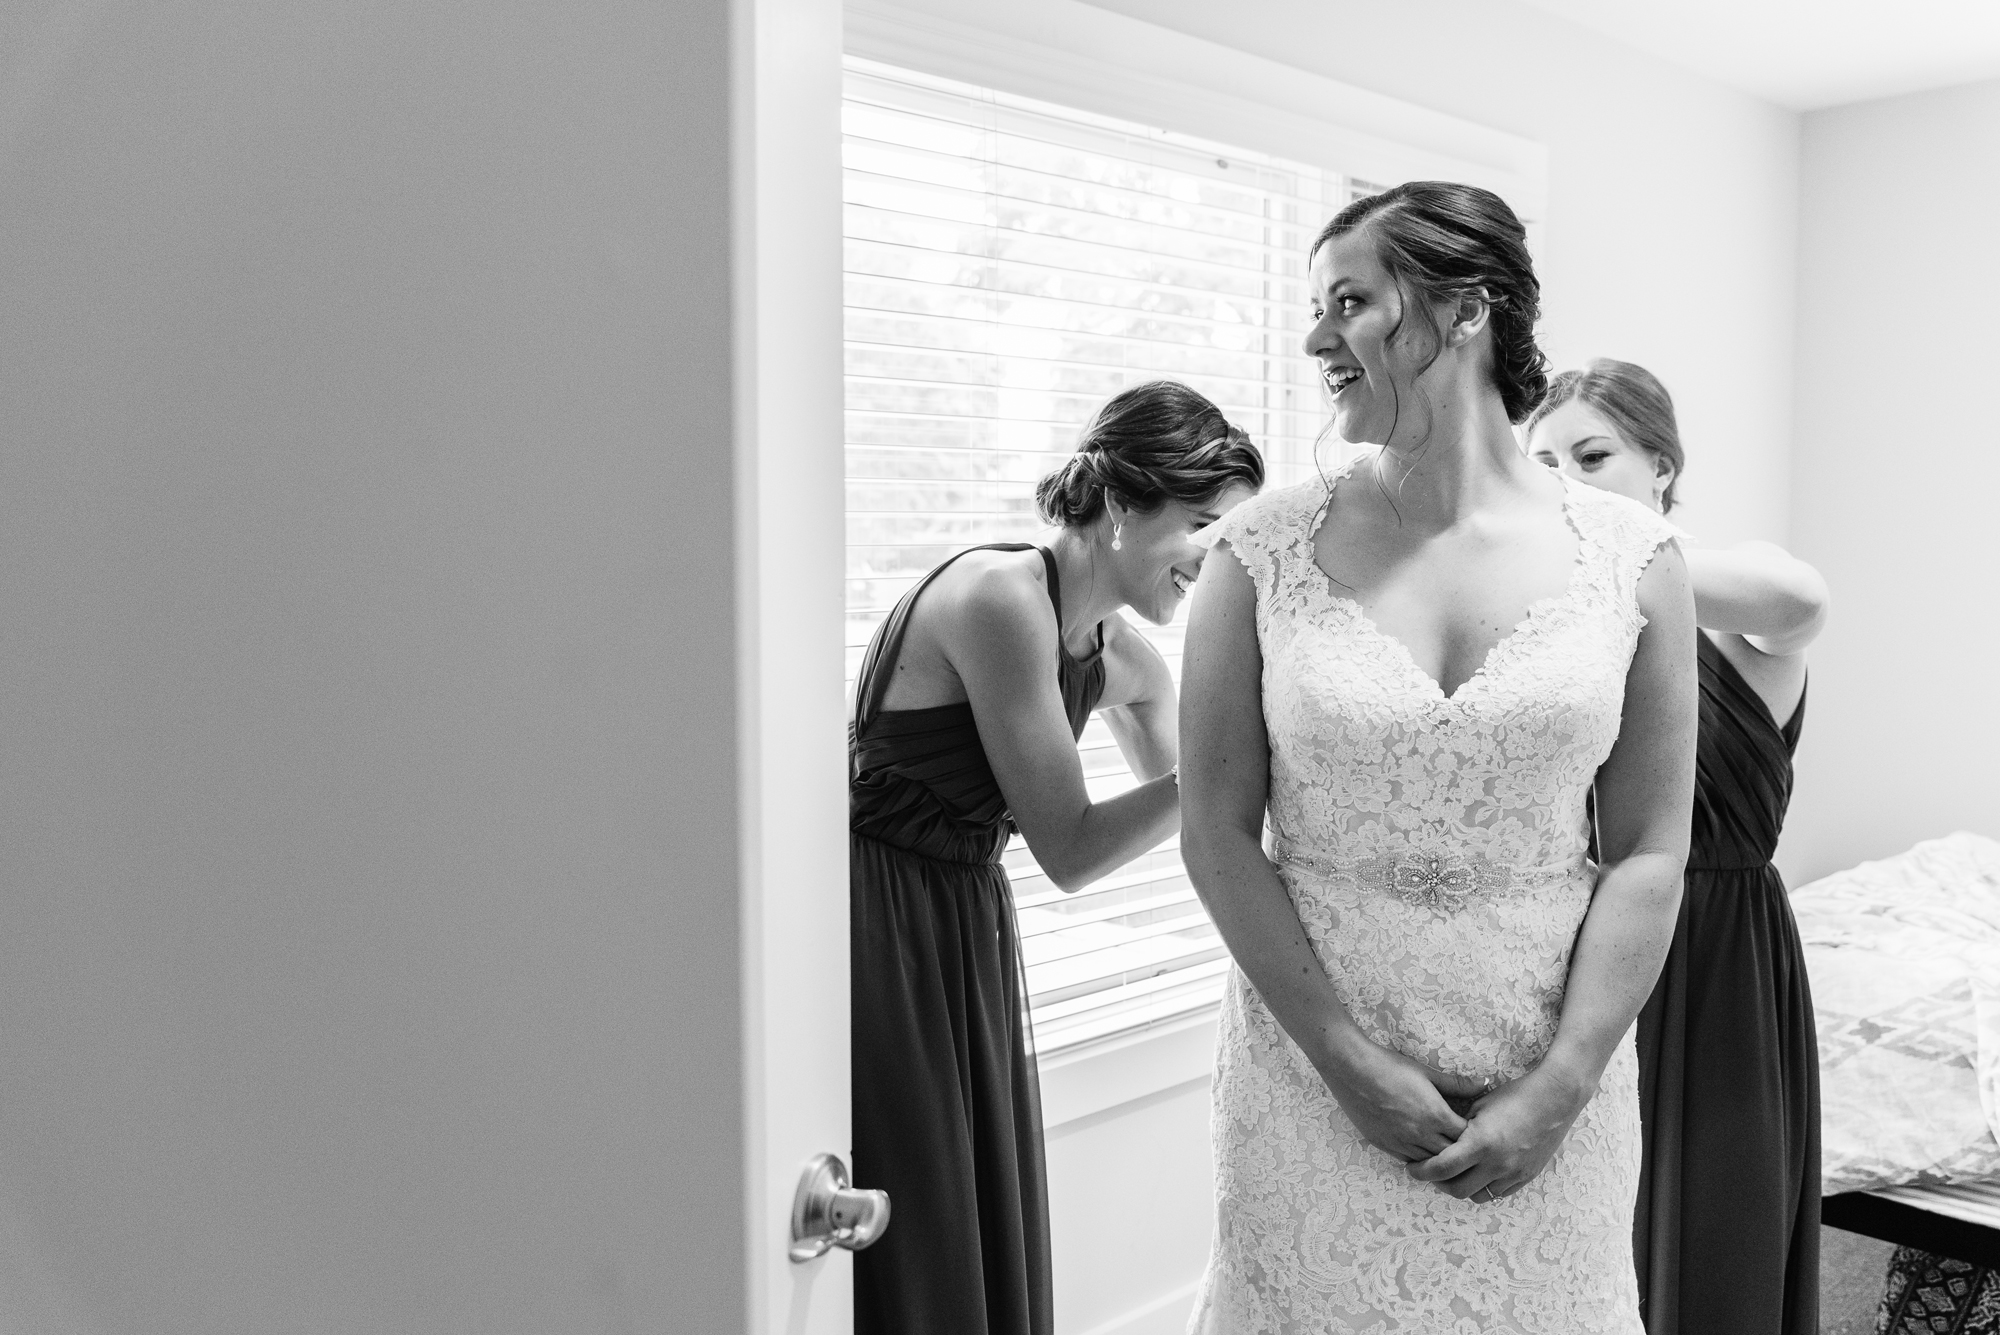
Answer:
[{"left": 1112, "top": 523, "right": 1123, "bottom": 552}]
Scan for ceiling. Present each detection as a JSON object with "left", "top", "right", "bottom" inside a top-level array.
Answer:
[{"left": 1511, "top": 0, "right": 2000, "bottom": 110}]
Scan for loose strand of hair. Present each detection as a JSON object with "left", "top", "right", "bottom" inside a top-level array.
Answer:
[{"left": 1373, "top": 294, "right": 1450, "bottom": 525}]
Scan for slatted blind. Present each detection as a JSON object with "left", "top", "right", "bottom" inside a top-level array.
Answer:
[{"left": 844, "top": 56, "right": 1375, "bottom": 1055}]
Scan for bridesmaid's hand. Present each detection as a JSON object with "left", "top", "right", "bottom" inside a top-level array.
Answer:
[
  {"left": 1403, "top": 1066, "right": 1588, "bottom": 1201},
  {"left": 1315, "top": 1035, "right": 1486, "bottom": 1163}
]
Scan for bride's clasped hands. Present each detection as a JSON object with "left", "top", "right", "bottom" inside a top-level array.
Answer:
[
  {"left": 1309, "top": 1022, "right": 1590, "bottom": 1205},
  {"left": 1308, "top": 1023, "right": 1485, "bottom": 1164},
  {"left": 1405, "top": 1063, "right": 1592, "bottom": 1203}
]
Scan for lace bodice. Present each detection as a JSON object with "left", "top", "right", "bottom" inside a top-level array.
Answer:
[
  {"left": 1188, "top": 461, "right": 1678, "bottom": 1335},
  {"left": 1212, "top": 466, "right": 1670, "bottom": 873}
]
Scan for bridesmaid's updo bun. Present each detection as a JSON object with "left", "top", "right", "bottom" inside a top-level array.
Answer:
[
  {"left": 1313, "top": 182, "right": 1550, "bottom": 424},
  {"left": 1035, "top": 380, "right": 1264, "bottom": 528}
]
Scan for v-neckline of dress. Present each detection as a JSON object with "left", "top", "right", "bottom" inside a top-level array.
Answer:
[{"left": 1299, "top": 460, "right": 1590, "bottom": 705}]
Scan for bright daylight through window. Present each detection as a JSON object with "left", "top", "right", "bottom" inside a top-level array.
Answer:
[{"left": 843, "top": 57, "right": 1379, "bottom": 1055}]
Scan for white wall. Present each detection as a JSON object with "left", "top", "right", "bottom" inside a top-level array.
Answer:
[
  {"left": 1781, "top": 80, "right": 2000, "bottom": 883},
  {"left": 1047, "top": 1079, "right": 1214, "bottom": 1335},
  {"left": 992, "top": 2, "right": 1807, "bottom": 1329},
  {"left": 1082, "top": 0, "right": 1802, "bottom": 547},
  {"left": 0, "top": 1, "right": 746, "bottom": 1329}
]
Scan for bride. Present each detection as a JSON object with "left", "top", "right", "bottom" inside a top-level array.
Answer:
[{"left": 1178, "top": 182, "right": 1698, "bottom": 1333}]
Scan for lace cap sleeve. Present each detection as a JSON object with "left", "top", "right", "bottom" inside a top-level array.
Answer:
[
  {"left": 1191, "top": 481, "right": 1322, "bottom": 605},
  {"left": 1571, "top": 482, "right": 1682, "bottom": 623}
]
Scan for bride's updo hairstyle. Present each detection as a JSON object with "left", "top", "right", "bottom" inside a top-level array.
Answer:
[
  {"left": 1035, "top": 379, "right": 1264, "bottom": 527},
  {"left": 1312, "top": 182, "right": 1550, "bottom": 424},
  {"left": 1526, "top": 358, "right": 1686, "bottom": 512}
]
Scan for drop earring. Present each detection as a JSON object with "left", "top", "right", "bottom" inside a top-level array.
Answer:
[{"left": 1111, "top": 523, "right": 1123, "bottom": 552}]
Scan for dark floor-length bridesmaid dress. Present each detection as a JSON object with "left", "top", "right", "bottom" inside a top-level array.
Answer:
[
  {"left": 848, "top": 544, "right": 1103, "bottom": 1335},
  {"left": 1634, "top": 630, "right": 1820, "bottom": 1334}
]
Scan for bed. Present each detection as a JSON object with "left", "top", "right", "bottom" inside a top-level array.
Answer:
[
  {"left": 1824, "top": 1182, "right": 2000, "bottom": 1269},
  {"left": 1800, "top": 833, "right": 2000, "bottom": 1268}
]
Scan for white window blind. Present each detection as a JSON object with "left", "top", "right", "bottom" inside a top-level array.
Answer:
[{"left": 844, "top": 56, "right": 1376, "bottom": 1055}]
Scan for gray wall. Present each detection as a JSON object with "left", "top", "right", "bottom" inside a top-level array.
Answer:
[
  {"left": 0, "top": 1, "right": 741, "bottom": 1329},
  {"left": 1785, "top": 78, "right": 2000, "bottom": 882}
]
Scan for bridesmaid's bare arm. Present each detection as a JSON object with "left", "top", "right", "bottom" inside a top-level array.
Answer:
[
  {"left": 1684, "top": 542, "right": 1827, "bottom": 727},
  {"left": 1095, "top": 615, "right": 1178, "bottom": 781},
  {"left": 947, "top": 565, "right": 1177, "bottom": 892},
  {"left": 1684, "top": 542, "right": 1828, "bottom": 656}
]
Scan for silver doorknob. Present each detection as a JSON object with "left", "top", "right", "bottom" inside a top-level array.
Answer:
[{"left": 788, "top": 1152, "right": 890, "bottom": 1263}]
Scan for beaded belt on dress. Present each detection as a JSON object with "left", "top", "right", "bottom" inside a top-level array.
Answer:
[{"left": 1272, "top": 843, "right": 1588, "bottom": 915}]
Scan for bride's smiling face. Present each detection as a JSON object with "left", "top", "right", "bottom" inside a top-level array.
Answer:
[{"left": 1303, "top": 230, "right": 1438, "bottom": 447}]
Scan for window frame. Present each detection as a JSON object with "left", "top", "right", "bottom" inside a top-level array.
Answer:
[
  {"left": 847, "top": 0, "right": 1548, "bottom": 224},
  {"left": 844, "top": 0, "right": 1549, "bottom": 1096}
]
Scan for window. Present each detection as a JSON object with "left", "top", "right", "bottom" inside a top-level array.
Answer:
[{"left": 843, "top": 57, "right": 1377, "bottom": 1056}]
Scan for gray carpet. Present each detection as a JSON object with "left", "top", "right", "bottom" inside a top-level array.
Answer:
[{"left": 1822, "top": 1226, "right": 1894, "bottom": 1335}]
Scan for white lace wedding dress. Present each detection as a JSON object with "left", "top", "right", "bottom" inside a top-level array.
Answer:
[{"left": 1187, "top": 466, "right": 1678, "bottom": 1335}]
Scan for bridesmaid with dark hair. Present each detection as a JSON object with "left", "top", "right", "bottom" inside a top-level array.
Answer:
[
  {"left": 1528, "top": 358, "right": 1831, "bottom": 1335},
  {"left": 848, "top": 379, "right": 1262, "bottom": 1335}
]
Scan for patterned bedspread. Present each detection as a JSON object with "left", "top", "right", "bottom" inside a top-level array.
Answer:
[{"left": 1793, "top": 832, "right": 2000, "bottom": 1194}]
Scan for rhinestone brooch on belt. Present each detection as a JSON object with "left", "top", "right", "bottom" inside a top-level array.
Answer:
[
  {"left": 1366, "top": 853, "right": 1500, "bottom": 915},
  {"left": 1281, "top": 847, "right": 1579, "bottom": 916}
]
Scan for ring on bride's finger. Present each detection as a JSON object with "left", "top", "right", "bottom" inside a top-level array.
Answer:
[{"left": 1473, "top": 1186, "right": 1494, "bottom": 1203}]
